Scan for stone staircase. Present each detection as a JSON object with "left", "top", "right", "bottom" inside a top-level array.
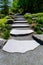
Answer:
[
  {"left": 2, "top": 14, "right": 40, "bottom": 53},
  {"left": 10, "top": 15, "right": 34, "bottom": 37}
]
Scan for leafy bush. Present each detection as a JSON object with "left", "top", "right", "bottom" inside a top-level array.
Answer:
[
  {"left": 34, "top": 24, "right": 43, "bottom": 34},
  {"left": 0, "top": 14, "right": 4, "bottom": 19},
  {"left": 24, "top": 13, "right": 43, "bottom": 24},
  {"left": 12, "top": 0, "right": 43, "bottom": 13},
  {"left": 36, "top": 16, "right": 43, "bottom": 24},
  {"left": 28, "top": 19, "right": 32, "bottom": 24},
  {"left": 36, "top": 30, "right": 43, "bottom": 34},
  {"left": 0, "top": 24, "right": 11, "bottom": 31},
  {"left": 24, "top": 13, "right": 43, "bottom": 19},
  {"left": 0, "top": 15, "right": 12, "bottom": 25},
  {"left": 0, "top": 24, "right": 5, "bottom": 32},
  {"left": 18, "top": 8, "right": 23, "bottom": 14},
  {"left": 3, "top": 30, "right": 10, "bottom": 39},
  {"left": 4, "top": 16, "right": 11, "bottom": 19},
  {"left": 0, "top": 17, "right": 11, "bottom": 39},
  {"left": 24, "top": 13, "right": 32, "bottom": 19},
  {"left": 34, "top": 25, "right": 40, "bottom": 31},
  {"left": 5, "top": 24, "right": 11, "bottom": 30},
  {"left": 0, "top": 18, "right": 7, "bottom": 24}
]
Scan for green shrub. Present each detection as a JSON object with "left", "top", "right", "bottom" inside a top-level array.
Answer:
[
  {"left": 28, "top": 19, "right": 32, "bottom": 24},
  {"left": 36, "top": 16, "right": 43, "bottom": 24},
  {"left": 0, "top": 15, "right": 13, "bottom": 25},
  {"left": 24, "top": 13, "right": 32, "bottom": 19},
  {"left": 0, "top": 24, "right": 5, "bottom": 32},
  {"left": 36, "top": 30, "right": 43, "bottom": 34},
  {"left": 34, "top": 25, "right": 40, "bottom": 31},
  {"left": 34, "top": 24, "right": 43, "bottom": 34},
  {"left": 32, "top": 13, "right": 43, "bottom": 18},
  {"left": 0, "top": 14, "right": 4, "bottom": 19},
  {"left": 5, "top": 24, "right": 11, "bottom": 30},
  {"left": 24, "top": 13, "right": 43, "bottom": 19},
  {"left": 3, "top": 30, "right": 10, "bottom": 39},
  {"left": 0, "top": 18, "right": 7, "bottom": 24},
  {"left": 4, "top": 16, "right": 11, "bottom": 19},
  {"left": 18, "top": 8, "right": 23, "bottom": 14}
]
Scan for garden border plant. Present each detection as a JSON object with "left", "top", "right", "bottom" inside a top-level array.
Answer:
[
  {"left": 24, "top": 13, "right": 43, "bottom": 34},
  {"left": 0, "top": 15, "right": 12, "bottom": 39}
]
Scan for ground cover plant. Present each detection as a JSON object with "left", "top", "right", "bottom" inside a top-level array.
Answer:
[
  {"left": 0, "top": 15, "right": 11, "bottom": 39},
  {"left": 24, "top": 13, "right": 43, "bottom": 34}
]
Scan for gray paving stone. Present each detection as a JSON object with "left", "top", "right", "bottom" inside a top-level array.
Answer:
[
  {"left": 14, "top": 21, "right": 27, "bottom": 23},
  {"left": 0, "top": 45, "right": 43, "bottom": 65},
  {"left": 32, "top": 34, "right": 43, "bottom": 45},
  {"left": 2, "top": 39, "right": 39, "bottom": 53},
  {"left": 41, "top": 28, "right": 43, "bottom": 31},
  {"left": 15, "top": 18, "right": 26, "bottom": 21},
  {"left": 11, "top": 23, "right": 30, "bottom": 28},
  {"left": 0, "top": 38, "right": 6, "bottom": 49},
  {"left": 10, "top": 29, "right": 34, "bottom": 36}
]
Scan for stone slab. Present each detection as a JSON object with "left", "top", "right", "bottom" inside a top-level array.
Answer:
[
  {"left": 15, "top": 18, "right": 26, "bottom": 21},
  {"left": 14, "top": 21, "right": 27, "bottom": 23},
  {"left": 41, "top": 28, "right": 43, "bottom": 31},
  {"left": 2, "top": 39, "right": 40, "bottom": 53},
  {"left": 0, "top": 38, "right": 6, "bottom": 48},
  {"left": 32, "top": 34, "right": 43, "bottom": 45},
  {"left": 11, "top": 24, "right": 30, "bottom": 28},
  {"left": 10, "top": 29, "right": 34, "bottom": 36}
]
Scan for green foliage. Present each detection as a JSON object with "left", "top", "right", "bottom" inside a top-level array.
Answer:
[
  {"left": 1, "top": 0, "right": 9, "bottom": 15},
  {"left": 28, "top": 19, "right": 32, "bottom": 24},
  {"left": 34, "top": 25, "right": 43, "bottom": 34},
  {"left": 24, "top": 13, "right": 43, "bottom": 24},
  {"left": 0, "top": 23, "right": 11, "bottom": 31},
  {"left": 0, "top": 16, "right": 11, "bottom": 39},
  {"left": 4, "top": 16, "right": 11, "bottom": 19},
  {"left": 0, "top": 14, "right": 4, "bottom": 19},
  {"left": 24, "top": 13, "right": 43, "bottom": 34},
  {"left": 0, "top": 23, "right": 11, "bottom": 39},
  {"left": 24, "top": 13, "right": 43, "bottom": 19},
  {"left": 34, "top": 25, "right": 40, "bottom": 31},
  {"left": 18, "top": 8, "right": 23, "bottom": 14},
  {"left": 12, "top": 0, "right": 43, "bottom": 13},
  {"left": 0, "top": 18, "right": 7, "bottom": 24},
  {"left": 0, "top": 15, "right": 12, "bottom": 25},
  {"left": 3, "top": 30, "right": 10, "bottom": 39},
  {"left": 36, "top": 16, "right": 43, "bottom": 24},
  {"left": 36, "top": 30, "right": 43, "bottom": 34},
  {"left": 24, "top": 13, "right": 32, "bottom": 19},
  {"left": 11, "top": 0, "right": 19, "bottom": 13}
]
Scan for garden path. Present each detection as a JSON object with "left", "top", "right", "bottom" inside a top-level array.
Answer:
[{"left": 3, "top": 14, "right": 40, "bottom": 53}]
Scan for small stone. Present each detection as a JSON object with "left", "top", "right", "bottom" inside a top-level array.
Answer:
[{"left": 0, "top": 38, "right": 7, "bottom": 49}]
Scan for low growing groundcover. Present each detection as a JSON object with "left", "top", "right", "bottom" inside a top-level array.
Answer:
[
  {"left": 0, "top": 16, "right": 11, "bottom": 39},
  {"left": 24, "top": 13, "right": 43, "bottom": 34}
]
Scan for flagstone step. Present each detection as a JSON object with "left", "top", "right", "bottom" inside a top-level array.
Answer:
[
  {"left": 32, "top": 34, "right": 43, "bottom": 45},
  {"left": 15, "top": 15, "right": 24, "bottom": 18},
  {"left": 11, "top": 24, "right": 30, "bottom": 28},
  {"left": 15, "top": 18, "right": 26, "bottom": 21},
  {"left": 3, "top": 39, "right": 40, "bottom": 53},
  {"left": 0, "top": 38, "right": 7, "bottom": 49},
  {"left": 40, "top": 28, "right": 43, "bottom": 31},
  {"left": 10, "top": 29, "right": 34, "bottom": 36},
  {"left": 14, "top": 21, "right": 27, "bottom": 23}
]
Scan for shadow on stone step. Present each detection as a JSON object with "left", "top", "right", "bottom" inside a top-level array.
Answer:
[{"left": 32, "top": 35, "right": 43, "bottom": 45}]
